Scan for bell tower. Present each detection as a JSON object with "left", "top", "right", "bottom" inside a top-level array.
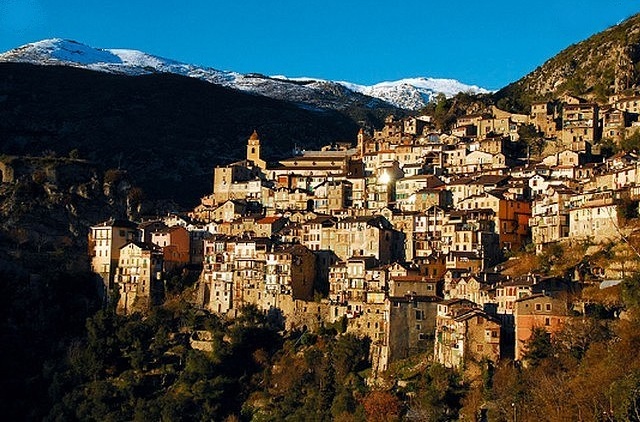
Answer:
[
  {"left": 357, "top": 128, "right": 365, "bottom": 158},
  {"left": 246, "top": 130, "right": 266, "bottom": 169}
]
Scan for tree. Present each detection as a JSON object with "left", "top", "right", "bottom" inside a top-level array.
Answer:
[
  {"left": 517, "top": 123, "right": 545, "bottom": 157},
  {"left": 362, "top": 391, "right": 401, "bottom": 422},
  {"left": 332, "top": 334, "right": 370, "bottom": 382},
  {"left": 431, "top": 94, "right": 456, "bottom": 131},
  {"left": 599, "top": 137, "right": 618, "bottom": 157},
  {"left": 618, "top": 197, "right": 639, "bottom": 221},
  {"left": 522, "top": 327, "right": 553, "bottom": 367},
  {"left": 407, "top": 364, "right": 465, "bottom": 421},
  {"left": 622, "top": 272, "right": 640, "bottom": 310},
  {"left": 84, "top": 309, "right": 122, "bottom": 378},
  {"left": 621, "top": 131, "right": 640, "bottom": 152}
]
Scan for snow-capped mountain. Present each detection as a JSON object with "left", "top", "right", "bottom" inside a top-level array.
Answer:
[
  {"left": 0, "top": 39, "right": 490, "bottom": 110},
  {"left": 339, "top": 78, "right": 492, "bottom": 111}
]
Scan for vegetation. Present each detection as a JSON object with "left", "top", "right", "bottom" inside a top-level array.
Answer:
[
  {"left": 494, "top": 13, "right": 640, "bottom": 111},
  {"left": 621, "top": 131, "right": 640, "bottom": 153},
  {"left": 0, "top": 261, "right": 469, "bottom": 422},
  {"left": 477, "top": 283, "right": 640, "bottom": 422},
  {"left": 31, "top": 286, "right": 629, "bottom": 422},
  {"left": 420, "top": 92, "right": 493, "bottom": 131},
  {"left": 516, "top": 123, "right": 546, "bottom": 157},
  {"left": 0, "top": 269, "right": 103, "bottom": 420},
  {"left": 0, "top": 162, "right": 145, "bottom": 420},
  {"left": 45, "top": 303, "right": 280, "bottom": 421}
]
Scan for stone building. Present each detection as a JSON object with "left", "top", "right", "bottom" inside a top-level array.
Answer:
[
  {"left": 198, "top": 235, "right": 236, "bottom": 314},
  {"left": 212, "top": 132, "right": 268, "bottom": 204},
  {"left": 329, "top": 256, "right": 379, "bottom": 305},
  {"left": 377, "top": 295, "right": 439, "bottom": 372},
  {"left": 568, "top": 190, "right": 621, "bottom": 244},
  {"left": 530, "top": 101, "right": 560, "bottom": 138},
  {"left": 529, "top": 185, "right": 574, "bottom": 253},
  {"left": 434, "top": 300, "right": 501, "bottom": 369},
  {"left": 246, "top": 130, "right": 267, "bottom": 170},
  {"left": 264, "top": 243, "right": 316, "bottom": 302},
  {"left": 115, "top": 241, "right": 163, "bottom": 314},
  {"left": 561, "top": 101, "right": 599, "bottom": 146},
  {"left": 330, "top": 215, "right": 405, "bottom": 264},
  {"left": 198, "top": 235, "right": 317, "bottom": 321},
  {"left": 89, "top": 219, "right": 140, "bottom": 296}
]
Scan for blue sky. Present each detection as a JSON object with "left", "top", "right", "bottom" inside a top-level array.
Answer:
[{"left": 1, "top": 0, "right": 639, "bottom": 89}]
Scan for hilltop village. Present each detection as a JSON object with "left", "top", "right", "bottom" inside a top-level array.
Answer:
[{"left": 89, "top": 92, "right": 640, "bottom": 375}]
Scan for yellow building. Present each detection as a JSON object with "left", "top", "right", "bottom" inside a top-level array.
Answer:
[
  {"left": 89, "top": 219, "right": 139, "bottom": 297},
  {"left": 115, "top": 242, "right": 163, "bottom": 314}
]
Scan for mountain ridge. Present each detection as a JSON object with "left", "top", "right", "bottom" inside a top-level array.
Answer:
[
  {"left": 495, "top": 12, "right": 640, "bottom": 111},
  {"left": 0, "top": 38, "right": 491, "bottom": 111}
]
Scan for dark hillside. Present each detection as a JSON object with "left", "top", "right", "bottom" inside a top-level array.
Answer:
[{"left": 0, "top": 63, "right": 360, "bottom": 206}]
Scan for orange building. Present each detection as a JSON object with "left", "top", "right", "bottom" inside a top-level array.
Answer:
[
  {"left": 514, "top": 293, "right": 570, "bottom": 361},
  {"left": 457, "top": 190, "right": 531, "bottom": 251},
  {"left": 151, "top": 225, "right": 191, "bottom": 272}
]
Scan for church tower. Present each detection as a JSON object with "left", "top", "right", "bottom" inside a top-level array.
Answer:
[
  {"left": 246, "top": 130, "right": 266, "bottom": 169},
  {"left": 357, "top": 128, "right": 365, "bottom": 158}
]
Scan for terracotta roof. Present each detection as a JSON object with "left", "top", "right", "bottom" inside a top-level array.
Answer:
[{"left": 257, "top": 216, "right": 283, "bottom": 225}]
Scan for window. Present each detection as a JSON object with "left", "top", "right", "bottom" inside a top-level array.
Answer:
[
  {"left": 535, "top": 303, "right": 541, "bottom": 311},
  {"left": 546, "top": 303, "right": 551, "bottom": 311},
  {"left": 545, "top": 317, "right": 551, "bottom": 326},
  {"left": 476, "top": 344, "right": 484, "bottom": 352}
]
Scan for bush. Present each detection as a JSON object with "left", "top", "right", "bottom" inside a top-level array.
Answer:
[
  {"left": 618, "top": 198, "right": 639, "bottom": 221},
  {"left": 104, "top": 169, "right": 124, "bottom": 184}
]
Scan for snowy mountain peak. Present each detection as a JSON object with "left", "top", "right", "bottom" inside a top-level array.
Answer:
[
  {"left": 0, "top": 39, "right": 491, "bottom": 110},
  {"left": 340, "top": 77, "right": 492, "bottom": 110},
  {"left": 0, "top": 38, "right": 225, "bottom": 79},
  {"left": 2, "top": 38, "right": 124, "bottom": 65}
]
